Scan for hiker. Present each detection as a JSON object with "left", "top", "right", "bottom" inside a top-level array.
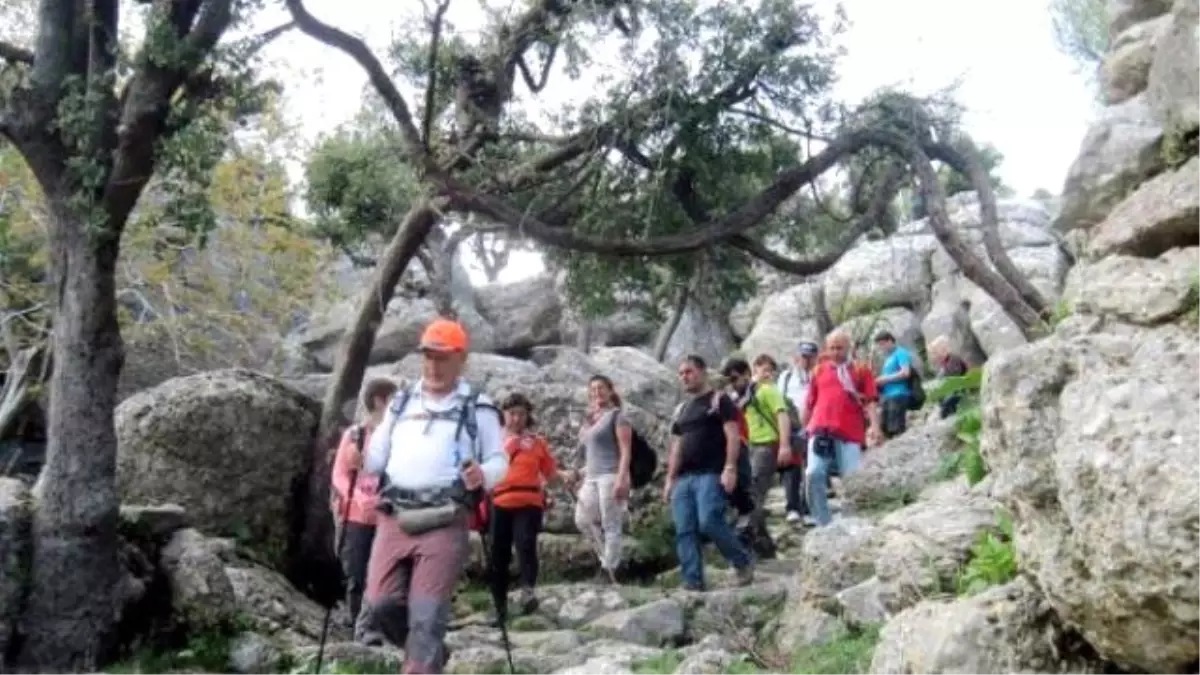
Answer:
[
  {"left": 721, "top": 355, "right": 792, "bottom": 560},
  {"left": 928, "top": 336, "right": 970, "bottom": 419},
  {"left": 489, "top": 393, "right": 559, "bottom": 619},
  {"left": 362, "top": 318, "right": 508, "bottom": 674},
  {"left": 664, "top": 355, "right": 755, "bottom": 591},
  {"left": 569, "top": 374, "right": 632, "bottom": 584},
  {"left": 330, "top": 377, "right": 399, "bottom": 646},
  {"left": 802, "top": 329, "right": 882, "bottom": 526},
  {"left": 777, "top": 342, "right": 818, "bottom": 524},
  {"left": 873, "top": 331, "right": 915, "bottom": 439}
]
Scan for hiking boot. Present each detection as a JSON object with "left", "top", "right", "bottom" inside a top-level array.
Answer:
[
  {"left": 682, "top": 582, "right": 705, "bottom": 592},
  {"left": 516, "top": 588, "right": 539, "bottom": 615},
  {"left": 734, "top": 563, "right": 755, "bottom": 587},
  {"left": 785, "top": 510, "right": 801, "bottom": 523}
]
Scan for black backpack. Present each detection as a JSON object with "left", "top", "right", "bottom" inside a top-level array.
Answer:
[
  {"left": 608, "top": 412, "right": 658, "bottom": 489},
  {"left": 907, "top": 367, "right": 926, "bottom": 411}
]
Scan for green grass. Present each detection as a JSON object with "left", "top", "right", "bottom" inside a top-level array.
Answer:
[
  {"left": 104, "top": 624, "right": 245, "bottom": 673},
  {"left": 854, "top": 485, "right": 920, "bottom": 515},
  {"left": 322, "top": 657, "right": 400, "bottom": 674},
  {"left": 1183, "top": 271, "right": 1199, "bottom": 327},
  {"left": 456, "top": 585, "right": 496, "bottom": 614},
  {"left": 789, "top": 624, "right": 882, "bottom": 674},
  {"left": 632, "top": 651, "right": 683, "bottom": 674}
]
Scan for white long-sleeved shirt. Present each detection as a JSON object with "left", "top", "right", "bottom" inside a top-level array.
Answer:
[
  {"left": 777, "top": 366, "right": 811, "bottom": 412},
  {"left": 364, "top": 378, "right": 507, "bottom": 492}
]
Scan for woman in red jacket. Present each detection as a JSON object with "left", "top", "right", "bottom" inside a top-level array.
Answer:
[{"left": 490, "top": 393, "right": 561, "bottom": 620}]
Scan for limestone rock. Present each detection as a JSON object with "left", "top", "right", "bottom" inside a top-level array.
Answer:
[
  {"left": 116, "top": 370, "right": 319, "bottom": 571},
  {"left": 870, "top": 577, "right": 1091, "bottom": 674},
  {"left": 0, "top": 478, "right": 30, "bottom": 660},
  {"left": 1063, "top": 246, "right": 1199, "bottom": 324},
  {"left": 981, "top": 325, "right": 1199, "bottom": 671},
  {"left": 1102, "top": 16, "right": 1169, "bottom": 104},
  {"left": 1055, "top": 95, "right": 1165, "bottom": 232},
  {"left": 1087, "top": 156, "right": 1200, "bottom": 259},
  {"left": 1147, "top": 0, "right": 1200, "bottom": 131},
  {"left": 738, "top": 282, "right": 828, "bottom": 366}
]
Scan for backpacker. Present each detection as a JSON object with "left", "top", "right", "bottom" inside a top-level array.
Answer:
[
  {"left": 608, "top": 411, "right": 658, "bottom": 490},
  {"left": 378, "top": 384, "right": 496, "bottom": 532}
]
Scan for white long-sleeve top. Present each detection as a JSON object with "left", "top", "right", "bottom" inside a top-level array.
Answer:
[{"left": 364, "top": 378, "right": 507, "bottom": 492}]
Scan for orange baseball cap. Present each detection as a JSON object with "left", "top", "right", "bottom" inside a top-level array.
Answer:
[{"left": 419, "top": 318, "right": 469, "bottom": 353}]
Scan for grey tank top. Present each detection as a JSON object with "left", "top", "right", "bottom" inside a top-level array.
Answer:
[{"left": 580, "top": 407, "right": 627, "bottom": 477}]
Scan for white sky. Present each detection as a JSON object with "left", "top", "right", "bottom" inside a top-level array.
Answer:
[{"left": 253, "top": 0, "right": 1097, "bottom": 285}]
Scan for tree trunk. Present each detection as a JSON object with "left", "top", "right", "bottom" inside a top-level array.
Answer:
[
  {"left": 575, "top": 319, "right": 593, "bottom": 352},
  {"left": 303, "top": 201, "right": 440, "bottom": 598},
  {"left": 652, "top": 282, "right": 691, "bottom": 363},
  {"left": 17, "top": 199, "right": 125, "bottom": 671}
]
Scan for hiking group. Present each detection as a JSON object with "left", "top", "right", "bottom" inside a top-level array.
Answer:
[{"left": 328, "top": 317, "right": 947, "bottom": 673}]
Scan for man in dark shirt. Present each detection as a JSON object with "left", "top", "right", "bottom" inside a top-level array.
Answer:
[{"left": 665, "top": 354, "right": 755, "bottom": 591}]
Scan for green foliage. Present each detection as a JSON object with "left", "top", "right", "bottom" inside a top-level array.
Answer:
[
  {"left": 955, "top": 510, "right": 1018, "bottom": 596},
  {"left": 930, "top": 369, "right": 988, "bottom": 486},
  {"left": 303, "top": 127, "right": 425, "bottom": 249},
  {"left": 1050, "top": 0, "right": 1109, "bottom": 88},
  {"left": 1185, "top": 271, "right": 1200, "bottom": 327},
  {"left": 104, "top": 616, "right": 256, "bottom": 673},
  {"left": 855, "top": 485, "right": 921, "bottom": 515},
  {"left": 1161, "top": 127, "right": 1200, "bottom": 169}
]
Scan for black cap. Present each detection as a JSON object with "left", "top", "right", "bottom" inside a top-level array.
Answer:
[
  {"left": 873, "top": 331, "right": 896, "bottom": 343},
  {"left": 797, "top": 342, "right": 819, "bottom": 356}
]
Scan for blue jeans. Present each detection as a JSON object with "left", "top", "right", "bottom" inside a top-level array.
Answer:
[
  {"left": 805, "top": 436, "right": 863, "bottom": 526},
  {"left": 671, "top": 472, "right": 753, "bottom": 588}
]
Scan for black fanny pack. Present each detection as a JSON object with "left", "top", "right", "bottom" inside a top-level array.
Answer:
[
  {"left": 810, "top": 431, "right": 838, "bottom": 461},
  {"left": 377, "top": 482, "right": 472, "bottom": 536}
]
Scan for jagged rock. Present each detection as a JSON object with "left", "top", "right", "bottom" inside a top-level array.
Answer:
[
  {"left": 663, "top": 300, "right": 738, "bottom": 369},
  {"left": 674, "top": 648, "right": 737, "bottom": 674},
  {"left": 0, "top": 478, "right": 30, "bottom": 660},
  {"left": 823, "top": 235, "right": 937, "bottom": 318},
  {"left": 834, "top": 307, "right": 923, "bottom": 357},
  {"left": 1055, "top": 94, "right": 1165, "bottom": 232},
  {"left": 1147, "top": 0, "right": 1200, "bottom": 131},
  {"left": 475, "top": 274, "right": 566, "bottom": 354},
  {"left": 981, "top": 325, "right": 1199, "bottom": 671},
  {"left": 739, "top": 282, "right": 827, "bottom": 365},
  {"left": 118, "top": 503, "right": 190, "bottom": 544},
  {"left": 1063, "top": 246, "right": 1199, "bottom": 324},
  {"left": 1087, "top": 156, "right": 1200, "bottom": 259},
  {"left": 869, "top": 577, "right": 1094, "bottom": 674},
  {"left": 840, "top": 419, "right": 959, "bottom": 512},
  {"left": 1102, "top": 15, "right": 1169, "bottom": 104},
  {"left": 116, "top": 370, "right": 319, "bottom": 572},
  {"left": 587, "top": 598, "right": 686, "bottom": 647},
  {"left": 289, "top": 642, "right": 402, "bottom": 674},
  {"left": 773, "top": 600, "right": 845, "bottom": 655},
  {"left": 921, "top": 277, "right": 986, "bottom": 365},
  {"left": 834, "top": 577, "right": 898, "bottom": 628},
  {"left": 1108, "top": 0, "right": 1173, "bottom": 36},
  {"left": 160, "top": 528, "right": 240, "bottom": 631},
  {"left": 794, "top": 517, "right": 880, "bottom": 601},
  {"left": 228, "top": 632, "right": 283, "bottom": 674}
]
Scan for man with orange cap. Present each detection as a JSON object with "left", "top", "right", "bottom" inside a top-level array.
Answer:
[{"left": 363, "top": 317, "right": 507, "bottom": 673}]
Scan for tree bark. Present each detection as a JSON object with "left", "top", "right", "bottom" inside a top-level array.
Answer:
[
  {"left": 303, "top": 201, "right": 440, "bottom": 597},
  {"left": 16, "top": 197, "right": 125, "bottom": 671},
  {"left": 652, "top": 280, "right": 691, "bottom": 363}
]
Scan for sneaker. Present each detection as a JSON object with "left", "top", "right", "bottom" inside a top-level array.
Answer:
[
  {"left": 734, "top": 563, "right": 755, "bottom": 586},
  {"left": 802, "top": 515, "right": 818, "bottom": 527},
  {"left": 785, "top": 510, "right": 801, "bottom": 523},
  {"left": 682, "top": 582, "right": 705, "bottom": 592},
  {"left": 358, "top": 630, "right": 384, "bottom": 647}
]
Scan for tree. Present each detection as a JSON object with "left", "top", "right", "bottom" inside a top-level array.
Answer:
[
  {"left": 0, "top": 2, "right": 290, "bottom": 667},
  {"left": 284, "top": 0, "right": 1051, "bottom": 438},
  {"left": 1050, "top": 0, "right": 1109, "bottom": 90}
]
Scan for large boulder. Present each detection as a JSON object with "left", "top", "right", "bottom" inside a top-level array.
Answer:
[
  {"left": 839, "top": 419, "right": 960, "bottom": 511},
  {"left": 662, "top": 300, "right": 738, "bottom": 369},
  {"left": 116, "top": 370, "right": 320, "bottom": 572},
  {"left": 1054, "top": 95, "right": 1165, "bottom": 232},
  {"left": 1062, "top": 246, "right": 1199, "bottom": 325},
  {"left": 981, "top": 324, "right": 1200, "bottom": 672},
  {"left": 1146, "top": 0, "right": 1200, "bottom": 132},
  {"left": 869, "top": 577, "right": 1093, "bottom": 674},
  {"left": 739, "top": 282, "right": 828, "bottom": 366},
  {"left": 1086, "top": 156, "right": 1200, "bottom": 259},
  {"left": 475, "top": 275, "right": 566, "bottom": 355}
]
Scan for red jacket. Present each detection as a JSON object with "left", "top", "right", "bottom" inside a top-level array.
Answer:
[{"left": 805, "top": 358, "right": 878, "bottom": 446}]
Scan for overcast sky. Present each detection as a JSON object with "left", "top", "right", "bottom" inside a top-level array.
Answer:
[{"left": 254, "top": 0, "right": 1097, "bottom": 284}]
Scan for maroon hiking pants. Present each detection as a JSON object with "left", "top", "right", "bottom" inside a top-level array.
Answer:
[{"left": 364, "top": 514, "right": 469, "bottom": 674}]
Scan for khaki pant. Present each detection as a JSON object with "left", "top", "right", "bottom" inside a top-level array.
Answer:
[{"left": 573, "top": 474, "right": 627, "bottom": 572}]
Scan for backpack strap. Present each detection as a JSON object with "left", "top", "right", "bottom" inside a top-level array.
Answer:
[{"left": 351, "top": 424, "right": 366, "bottom": 454}]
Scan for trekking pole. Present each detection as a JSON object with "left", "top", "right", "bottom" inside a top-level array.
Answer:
[
  {"left": 463, "top": 460, "right": 516, "bottom": 674},
  {"left": 315, "top": 469, "right": 358, "bottom": 675}
]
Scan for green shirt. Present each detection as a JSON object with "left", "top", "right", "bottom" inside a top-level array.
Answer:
[{"left": 744, "top": 382, "right": 787, "bottom": 445}]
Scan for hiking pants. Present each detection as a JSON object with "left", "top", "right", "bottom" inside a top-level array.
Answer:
[
  {"left": 730, "top": 446, "right": 754, "bottom": 516},
  {"left": 364, "top": 515, "right": 469, "bottom": 674},
  {"left": 574, "top": 474, "right": 627, "bottom": 572},
  {"left": 747, "top": 444, "right": 778, "bottom": 552},
  {"left": 489, "top": 505, "right": 543, "bottom": 617},
  {"left": 881, "top": 395, "right": 909, "bottom": 438},
  {"left": 672, "top": 472, "right": 753, "bottom": 589},
  {"left": 780, "top": 466, "right": 808, "bottom": 516},
  {"left": 806, "top": 437, "right": 862, "bottom": 526},
  {"left": 337, "top": 522, "right": 376, "bottom": 639}
]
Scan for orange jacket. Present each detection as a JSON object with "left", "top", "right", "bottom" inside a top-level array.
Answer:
[
  {"left": 492, "top": 432, "right": 557, "bottom": 510},
  {"left": 331, "top": 425, "right": 380, "bottom": 526}
]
